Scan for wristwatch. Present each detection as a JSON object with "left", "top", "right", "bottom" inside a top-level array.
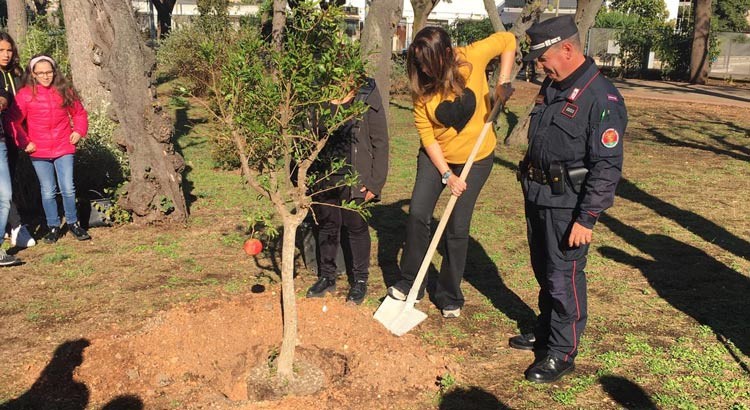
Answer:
[{"left": 441, "top": 170, "right": 452, "bottom": 185}]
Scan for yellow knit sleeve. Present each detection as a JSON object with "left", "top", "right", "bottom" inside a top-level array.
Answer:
[
  {"left": 413, "top": 98, "right": 436, "bottom": 147},
  {"left": 463, "top": 31, "right": 517, "bottom": 69}
]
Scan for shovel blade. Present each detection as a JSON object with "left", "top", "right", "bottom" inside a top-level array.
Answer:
[{"left": 374, "top": 296, "right": 428, "bottom": 336}]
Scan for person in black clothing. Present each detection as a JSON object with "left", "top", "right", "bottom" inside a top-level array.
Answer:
[
  {"left": 510, "top": 16, "right": 627, "bottom": 383},
  {"left": 0, "top": 32, "right": 36, "bottom": 248},
  {"left": 305, "top": 78, "right": 389, "bottom": 304}
]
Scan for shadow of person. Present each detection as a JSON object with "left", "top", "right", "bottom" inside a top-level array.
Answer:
[
  {"left": 598, "top": 214, "right": 750, "bottom": 358},
  {"left": 599, "top": 375, "right": 657, "bottom": 410},
  {"left": 101, "top": 395, "right": 144, "bottom": 410},
  {"left": 463, "top": 236, "right": 536, "bottom": 334},
  {"left": 0, "top": 339, "right": 90, "bottom": 410},
  {"left": 369, "top": 199, "right": 411, "bottom": 287},
  {"left": 439, "top": 386, "right": 512, "bottom": 410}
]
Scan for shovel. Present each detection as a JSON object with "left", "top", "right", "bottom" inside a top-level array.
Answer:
[{"left": 374, "top": 101, "right": 505, "bottom": 336}]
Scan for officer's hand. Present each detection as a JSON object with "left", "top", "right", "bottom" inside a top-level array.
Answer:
[
  {"left": 568, "top": 222, "right": 593, "bottom": 248},
  {"left": 494, "top": 82, "right": 514, "bottom": 106},
  {"left": 447, "top": 175, "right": 466, "bottom": 197}
]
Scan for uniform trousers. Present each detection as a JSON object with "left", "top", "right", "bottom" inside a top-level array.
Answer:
[{"left": 525, "top": 201, "right": 589, "bottom": 362}]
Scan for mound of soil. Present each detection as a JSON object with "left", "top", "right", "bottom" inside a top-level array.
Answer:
[{"left": 65, "top": 289, "right": 450, "bottom": 409}]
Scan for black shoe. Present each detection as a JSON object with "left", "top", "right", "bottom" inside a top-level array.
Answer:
[
  {"left": 525, "top": 355, "right": 575, "bottom": 383},
  {"left": 0, "top": 249, "right": 21, "bottom": 267},
  {"left": 43, "top": 227, "right": 61, "bottom": 244},
  {"left": 509, "top": 333, "right": 536, "bottom": 351},
  {"left": 306, "top": 277, "right": 336, "bottom": 298},
  {"left": 346, "top": 280, "right": 367, "bottom": 305},
  {"left": 68, "top": 222, "right": 91, "bottom": 241}
]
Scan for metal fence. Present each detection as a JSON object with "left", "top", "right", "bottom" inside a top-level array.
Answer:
[{"left": 585, "top": 28, "right": 750, "bottom": 79}]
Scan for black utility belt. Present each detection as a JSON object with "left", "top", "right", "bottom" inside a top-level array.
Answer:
[{"left": 519, "top": 163, "right": 589, "bottom": 195}]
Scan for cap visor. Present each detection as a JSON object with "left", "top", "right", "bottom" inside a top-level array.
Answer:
[{"left": 522, "top": 47, "right": 546, "bottom": 62}]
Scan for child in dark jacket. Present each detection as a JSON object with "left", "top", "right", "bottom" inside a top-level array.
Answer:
[
  {"left": 305, "top": 78, "right": 389, "bottom": 304},
  {"left": 7, "top": 54, "right": 90, "bottom": 243}
]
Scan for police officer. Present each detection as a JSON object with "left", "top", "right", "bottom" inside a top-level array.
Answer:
[{"left": 509, "top": 16, "right": 627, "bottom": 383}]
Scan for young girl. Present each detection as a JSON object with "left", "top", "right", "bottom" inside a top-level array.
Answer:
[
  {"left": 387, "top": 27, "right": 516, "bottom": 318},
  {"left": 0, "top": 32, "right": 36, "bottom": 248},
  {"left": 8, "top": 54, "right": 90, "bottom": 243}
]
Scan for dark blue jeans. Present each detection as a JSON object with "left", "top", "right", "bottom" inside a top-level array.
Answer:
[
  {"left": 31, "top": 154, "right": 78, "bottom": 227},
  {"left": 399, "top": 149, "right": 494, "bottom": 309}
]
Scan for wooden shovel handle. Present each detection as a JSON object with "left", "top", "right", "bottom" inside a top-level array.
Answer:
[{"left": 404, "top": 102, "right": 504, "bottom": 303}]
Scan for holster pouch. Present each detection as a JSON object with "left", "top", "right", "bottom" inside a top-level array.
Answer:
[
  {"left": 566, "top": 167, "right": 589, "bottom": 194},
  {"left": 549, "top": 163, "right": 565, "bottom": 195}
]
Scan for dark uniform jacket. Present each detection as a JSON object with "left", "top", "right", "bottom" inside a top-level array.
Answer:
[
  {"left": 522, "top": 58, "right": 627, "bottom": 228},
  {"left": 312, "top": 78, "right": 389, "bottom": 201}
]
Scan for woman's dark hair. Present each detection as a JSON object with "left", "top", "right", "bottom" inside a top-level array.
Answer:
[
  {"left": 22, "top": 54, "right": 81, "bottom": 107},
  {"left": 0, "top": 32, "right": 22, "bottom": 77},
  {"left": 406, "top": 26, "right": 470, "bottom": 101}
]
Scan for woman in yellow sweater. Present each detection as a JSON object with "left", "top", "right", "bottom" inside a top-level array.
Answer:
[{"left": 387, "top": 27, "right": 516, "bottom": 318}]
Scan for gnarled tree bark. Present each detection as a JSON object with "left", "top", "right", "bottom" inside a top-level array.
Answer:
[
  {"left": 61, "top": 0, "right": 187, "bottom": 223},
  {"left": 361, "top": 0, "right": 403, "bottom": 111},
  {"left": 7, "top": 0, "right": 28, "bottom": 44}
]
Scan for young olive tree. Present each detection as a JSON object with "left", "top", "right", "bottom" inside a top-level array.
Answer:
[{"left": 187, "top": 2, "right": 367, "bottom": 380}]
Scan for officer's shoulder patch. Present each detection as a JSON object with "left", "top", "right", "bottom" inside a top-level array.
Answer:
[
  {"left": 601, "top": 128, "right": 620, "bottom": 148},
  {"left": 535, "top": 94, "right": 544, "bottom": 105},
  {"left": 607, "top": 94, "right": 619, "bottom": 102}
]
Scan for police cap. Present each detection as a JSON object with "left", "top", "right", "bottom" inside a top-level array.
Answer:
[{"left": 523, "top": 15, "right": 579, "bottom": 61}]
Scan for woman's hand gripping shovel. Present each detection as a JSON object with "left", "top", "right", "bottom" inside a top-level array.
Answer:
[{"left": 374, "top": 101, "right": 506, "bottom": 336}]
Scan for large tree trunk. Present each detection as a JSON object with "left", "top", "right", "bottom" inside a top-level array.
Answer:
[
  {"left": 504, "top": 0, "right": 548, "bottom": 146},
  {"left": 61, "top": 0, "right": 110, "bottom": 109},
  {"left": 150, "top": 0, "right": 177, "bottom": 39},
  {"left": 62, "top": 0, "right": 188, "bottom": 223},
  {"left": 7, "top": 0, "right": 28, "bottom": 44},
  {"left": 361, "top": 0, "right": 403, "bottom": 111},
  {"left": 411, "top": 0, "right": 440, "bottom": 38},
  {"left": 483, "top": 0, "right": 505, "bottom": 32},
  {"left": 690, "top": 0, "right": 712, "bottom": 84},
  {"left": 575, "top": 0, "right": 603, "bottom": 51}
]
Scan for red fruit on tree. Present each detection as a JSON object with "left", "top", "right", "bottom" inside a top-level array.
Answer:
[{"left": 243, "top": 238, "right": 263, "bottom": 255}]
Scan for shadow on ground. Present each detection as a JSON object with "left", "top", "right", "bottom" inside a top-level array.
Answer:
[{"left": 0, "top": 339, "right": 144, "bottom": 410}]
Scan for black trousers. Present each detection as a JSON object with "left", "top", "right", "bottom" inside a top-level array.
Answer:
[
  {"left": 313, "top": 187, "right": 370, "bottom": 282},
  {"left": 399, "top": 150, "right": 493, "bottom": 309},
  {"left": 525, "top": 201, "right": 589, "bottom": 363}
]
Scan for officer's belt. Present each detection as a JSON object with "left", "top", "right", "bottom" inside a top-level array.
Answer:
[{"left": 526, "top": 166, "right": 550, "bottom": 184}]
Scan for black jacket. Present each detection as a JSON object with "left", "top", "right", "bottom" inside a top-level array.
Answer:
[
  {"left": 313, "top": 78, "right": 389, "bottom": 201},
  {"left": 522, "top": 58, "right": 627, "bottom": 228}
]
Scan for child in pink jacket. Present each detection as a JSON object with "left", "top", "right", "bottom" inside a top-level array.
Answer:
[{"left": 8, "top": 54, "right": 90, "bottom": 243}]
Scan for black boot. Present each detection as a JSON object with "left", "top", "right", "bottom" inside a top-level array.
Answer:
[
  {"left": 509, "top": 333, "right": 536, "bottom": 351},
  {"left": 306, "top": 277, "right": 336, "bottom": 298},
  {"left": 525, "top": 355, "right": 575, "bottom": 383},
  {"left": 346, "top": 280, "right": 367, "bottom": 305}
]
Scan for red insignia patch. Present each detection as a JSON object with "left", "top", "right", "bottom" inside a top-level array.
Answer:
[
  {"left": 607, "top": 94, "right": 619, "bottom": 102},
  {"left": 601, "top": 128, "right": 620, "bottom": 148}
]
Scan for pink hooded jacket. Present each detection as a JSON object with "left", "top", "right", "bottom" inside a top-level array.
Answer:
[{"left": 7, "top": 85, "right": 88, "bottom": 159}]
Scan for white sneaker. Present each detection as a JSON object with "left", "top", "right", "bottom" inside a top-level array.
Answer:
[{"left": 11, "top": 225, "right": 36, "bottom": 248}]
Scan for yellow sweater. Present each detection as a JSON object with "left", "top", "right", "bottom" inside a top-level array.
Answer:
[{"left": 413, "top": 31, "right": 516, "bottom": 164}]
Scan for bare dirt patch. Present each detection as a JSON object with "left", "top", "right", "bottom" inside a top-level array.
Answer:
[{"left": 9, "top": 291, "right": 450, "bottom": 409}]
